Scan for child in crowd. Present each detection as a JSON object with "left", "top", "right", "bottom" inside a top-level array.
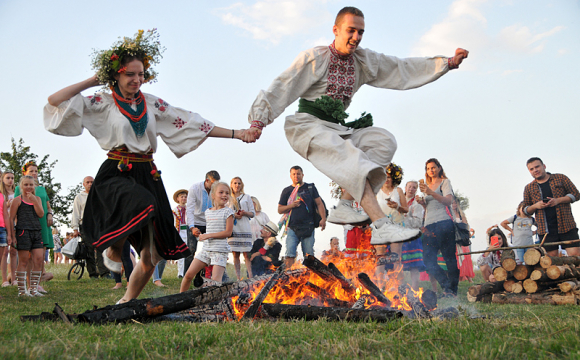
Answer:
[
  {"left": 180, "top": 182, "right": 234, "bottom": 292},
  {"left": 500, "top": 202, "right": 536, "bottom": 264},
  {"left": 52, "top": 228, "right": 63, "bottom": 264},
  {"left": 477, "top": 227, "right": 507, "bottom": 282},
  {"left": 0, "top": 180, "right": 11, "bottom": 289},
  {"left": 1, "top": 171, "right": 16, "bottom": 287},
  {"left": 9, "top": 176, "right": 45, "bottom": 296}
]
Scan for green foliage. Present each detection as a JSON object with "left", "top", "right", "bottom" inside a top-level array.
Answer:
[
  {"left": 455, "top": 190, "right": 470, "bottom": 211},
  {"left": 0, "top": 137, "right": 70, "bottom": 226}
]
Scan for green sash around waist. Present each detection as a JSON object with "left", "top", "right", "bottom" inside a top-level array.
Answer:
[{"left": 297, "top": 96, "right": 373, "bottom": 129}]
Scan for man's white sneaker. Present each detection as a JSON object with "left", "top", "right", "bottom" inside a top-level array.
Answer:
[
  {"left": 327, "top": 202, "right": 369, "bottom": 225},
  {"left": 370, "top": 222, "right": 421, "bottom": 245},
  {"left": 103, "top": 249, "right": 123, "bottom": 274}
]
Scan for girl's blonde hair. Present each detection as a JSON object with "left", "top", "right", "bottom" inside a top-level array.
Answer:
[
  {"left": 251, "top": 196, "right": 262, "bottom": 212},
  {"left": 210, "top": 182, "right": 231, "bottom": 204},
  {"left": 230, "top": 177, "right": 245, "bottom": 211},
  {"left": 19, "top": 175, "right": 36, "bottom": 195},
  {"left": 0, "top": 171, "right": 15, "bottom": 198}
]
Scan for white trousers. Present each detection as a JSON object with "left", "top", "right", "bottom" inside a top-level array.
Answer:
[{"left": 285, "top": 112, "right": 397, "bottom": 202}]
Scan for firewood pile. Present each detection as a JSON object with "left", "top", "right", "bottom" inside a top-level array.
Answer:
[
  {"left": 22, "top": 255, "right": 456, "bottom": 324},
  {"left": 468, "top": 248, "right": 580, "bottom": 305}
]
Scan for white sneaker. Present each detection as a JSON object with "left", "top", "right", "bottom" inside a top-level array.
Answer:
[
  {"left": 327, "top": 202, "right": 370, "bottom": 225},
  {"left": 370, "top": 222, "right": 421, "bottom": 245},
  {"left": 103, "top": 249, "right": 123, "bottom": 274}
]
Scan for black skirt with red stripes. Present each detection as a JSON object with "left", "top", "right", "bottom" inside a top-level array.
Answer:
[{"left": 82, "top": 158, "right": 190, "bottom": 260}]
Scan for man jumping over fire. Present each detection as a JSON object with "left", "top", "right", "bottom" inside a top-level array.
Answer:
[{"left": 244, "top": 6, "right": 468, "bottom": 245}]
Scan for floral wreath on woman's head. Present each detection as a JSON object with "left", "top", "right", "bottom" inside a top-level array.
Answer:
[
  {"left": 386, "top": 163, "right": 404, "bottom": 186},
  {"left": 22, "top": 160, "right": 37, "bottom": 173},
  {"left": 91, "top": 29, "right": 165, "bottom": 90}
]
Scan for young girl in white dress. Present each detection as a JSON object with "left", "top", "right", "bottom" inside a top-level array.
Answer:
[
  {"left": 228, "top": 177, "right": 255, "bottom": 280},
  {"left": 180, "top": 182, "right": 234, "bottom": 292}
]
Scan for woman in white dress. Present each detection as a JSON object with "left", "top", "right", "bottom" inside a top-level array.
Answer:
[
  {"left": 375, "top": 163, "right": 408, "bottom": 277},
  {"left": 228, "top": 177, "right": 255, "bottom": 280},
  {"left": 249, "top": 196, "right": 270, "bottom": 241},
  {"left": 44, "top": 30, "right": 252, "bottom": 302}
]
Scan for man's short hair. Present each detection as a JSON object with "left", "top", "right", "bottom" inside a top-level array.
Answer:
[
  {"left": 335, "top": 6, "right": 364, "bottom": 25},
  {"left": 330, "top": 237, "right": 339, "bottom": 243},
  {"left": 290, "top": 165, "right": 303, "bottom": 173},
  {"left": 526, "top": 157, "right": 543, "bottom": 166},
  {"left": 206, "top": 170, "right": 220, "bottom": 181}
]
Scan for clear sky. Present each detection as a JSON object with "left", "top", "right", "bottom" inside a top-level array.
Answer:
[{"left": 1, "top": 0, "right": 579, "bottom": 259}]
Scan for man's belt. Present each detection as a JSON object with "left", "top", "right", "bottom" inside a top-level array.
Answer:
[{"left": 297, "top": 96, "right": 373, "bottom": 129}]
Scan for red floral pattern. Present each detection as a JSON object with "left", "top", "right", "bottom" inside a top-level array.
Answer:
[
  {"left": 199, "top": 121, "right": 212, "bottom": 134},
  {"left": 327, "top": 42, "right": 355, "bottom": 103},
  {"left": 173, "top": 117, "right": 186, "bottom": 129},
  {"left": 155, "top": 98, "right": 169, "bottom": 112}
]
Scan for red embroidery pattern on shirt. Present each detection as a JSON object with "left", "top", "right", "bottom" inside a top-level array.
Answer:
[
  {"left": 88, "top": 95, "right": 102, "bottom": 105},
  {"left": 155, "top": 98, "right": 169, "bottom": 112},
  {"left": 327, "top": 42, "right": 355, "bottom": 103},
  {"left": 199, "top": 121, "right": 212, "bottom": 134},
  {"left": 173, "top": 117, "right": 187, "bottom": 129}
]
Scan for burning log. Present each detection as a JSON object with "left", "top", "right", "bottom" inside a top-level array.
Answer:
[
  {"left": 513, "top": 265, "right": 534, "bottom": 281},
  {"left": 357, "top": 273, "right": 391, "bottom": 307},
  {"left": 491, "top": 292, "right": 577, "bottom": 305},
  {"left": 398, "top": 284, "right": 431, "bottom": 317},
  {"left": 523, "top": 247, "right": 547, "bottom": 266},
  {"left": 351, "top": 295, "right": 373, "bottom": 309},
  {"left": 303, "top": 255, "right": 355, "bottom": 296},
  {"left": 71, "top": 273, "right": 283, "bottom": 324},
  {"left": 492, "top": 266, "right": 510, "bottom": 282},
  {"left": 327, "top": 262, "right": 357, "bottom": 295},
  {"left": 540, "top": 256, "right": 580, "bottom": 268},
  {"left": 302, "top": 282, "right": 353, "bottom": 308},
  {"left": 420, "top": 290, "right": 438, "bottom": 311},
  {"left": 500, "top": 250, "right": 517, "bottom": 272},
  {"left": 261, "top": 303, "right": 403, "bottom": 322},
  {"left": 242, "top": 264, "right": 286, "bottom": 321}
]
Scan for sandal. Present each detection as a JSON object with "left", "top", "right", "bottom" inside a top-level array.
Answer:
[{"left": 1, "top": 281, "right": 10, "bottom": 287}]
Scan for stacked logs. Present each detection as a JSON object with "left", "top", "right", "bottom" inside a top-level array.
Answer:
[{"left": 468, "top": 248, "right": 580, "bottom": 305}]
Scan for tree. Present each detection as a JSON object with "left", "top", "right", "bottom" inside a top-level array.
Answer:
[{"left": 0, "top": 137, "right": 71, "bottom": 226}]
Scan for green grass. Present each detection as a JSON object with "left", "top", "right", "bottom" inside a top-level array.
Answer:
[{"left": 1, "top": 264, "right": 580, "bottom": 359}]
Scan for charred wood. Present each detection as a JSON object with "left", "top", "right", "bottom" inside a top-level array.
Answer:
[
  {"left": 261, "top": 303, "right": 403, "bottom": 322},
  {"left": 242, "top": 264, "right": 286, "bottom": 321},
  {"left": 357, "top": 273, "right": 391, "bottom": 307}
]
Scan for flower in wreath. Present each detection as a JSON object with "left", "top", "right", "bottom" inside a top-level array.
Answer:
[
  {"left": 386, "top": 162, "right": 404, "bottom": 186},
  {"left": 91, "top": 28, "right": 165, "bottom": 91}
]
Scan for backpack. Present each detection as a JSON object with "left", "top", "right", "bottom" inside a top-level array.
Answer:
[{"left": 307, "top": 183, "right": 328, "bottom": 228}]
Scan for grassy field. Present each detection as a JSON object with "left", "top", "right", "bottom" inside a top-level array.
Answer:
[{"left": 1, "top": 263, "right": 579, "bottom": 359}]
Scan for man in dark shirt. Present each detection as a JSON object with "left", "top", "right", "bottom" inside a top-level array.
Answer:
[
  {"left": 278, "top": 166, "right": 327, "bottom": 267},
  {"left": 523, "top": 157, "right": 580, "bottom": 256}
]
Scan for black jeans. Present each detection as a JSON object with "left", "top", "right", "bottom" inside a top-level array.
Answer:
[
  {"left": 422, "top": 220, "right": 459, "bottom": 295},
  {"left": 84, "top": 239, "right": 110, "bottom": 278},
  {"left": 183, "top": 225, "right": 203, "bottom": 274}
]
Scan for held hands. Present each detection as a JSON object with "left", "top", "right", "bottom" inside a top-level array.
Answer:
[
  {"left": 453, "top": 48, "right": 469, "bottom": 66},
  {"left": 239, "top": 127, "right": 262, "bottom": 143},
  {"left": 191, "top": 227, "right": 201, "bottom": 237}
]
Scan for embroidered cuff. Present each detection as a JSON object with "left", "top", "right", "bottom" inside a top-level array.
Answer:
[
  {"left": 447, "top": 57, "right": 459, "bottom": 70},
  {"left": 250, "top": 120, "right": 265, "bottom": 130},
  {"left": 259, "top": 248, "right": 267, "bottom": 255}
]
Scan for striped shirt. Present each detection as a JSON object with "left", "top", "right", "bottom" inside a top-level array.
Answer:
[{"left": 202, "top": 207, "right": 234, "bottom": 253}]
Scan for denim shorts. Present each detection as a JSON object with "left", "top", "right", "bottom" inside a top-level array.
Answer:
[
  {"left": 285, "top": 227, "right": 315, "bottom": 258},
  {"left": 0, "top": 227, "right": 6, "bottom": 246}
]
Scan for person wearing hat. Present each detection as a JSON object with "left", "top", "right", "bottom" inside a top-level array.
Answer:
[
  {"left": 151, "top": 188, "right": 190, "bottom": 286},
  {"left": 249, "top": 221, "right": 283, "bottom": 276},
  {"left": 172, "top": 189, "right": 191, "bottom": 278}
]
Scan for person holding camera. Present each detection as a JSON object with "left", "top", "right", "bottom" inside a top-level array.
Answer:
[
  {"left": 477, "top": 226, "right": 507, "bottom": 282},
  {"left": 523, "top": 157, "right": 580, "bottom": 257}
]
